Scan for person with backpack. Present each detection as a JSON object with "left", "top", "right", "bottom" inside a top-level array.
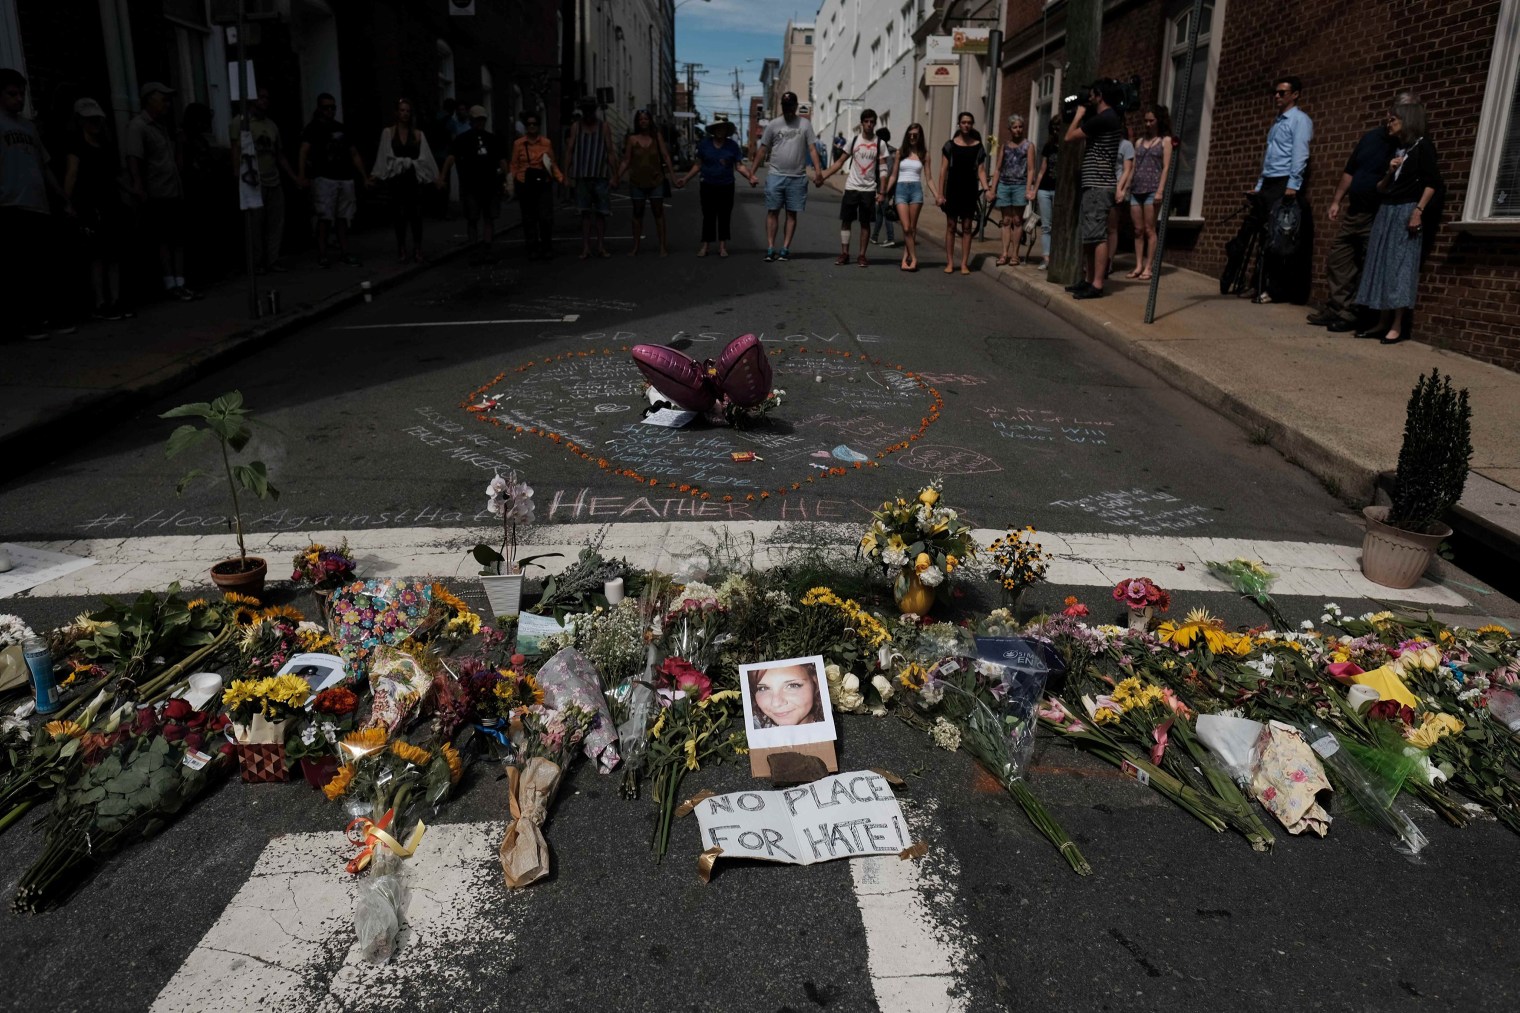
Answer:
[{"left": 819, "top": 108, "right": 888, "bottom": 267}]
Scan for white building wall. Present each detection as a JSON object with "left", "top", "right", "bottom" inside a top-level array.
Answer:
[
  {"left": 815, "top": 0, "right": 915, "bottom": 150},
  {"left": 580, "top": 0, "right": 671, "bottom": 136}
]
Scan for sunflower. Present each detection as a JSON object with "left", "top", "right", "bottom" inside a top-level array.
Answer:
[
  {"left": 260, "top": 604, "right": 306, "bottom": 626},
  {"left": 897, "top": 663, "right": 929, "bottom": 692},
  {"left": 44, "top": 719, "right": 84, "bottom": 740},
  {"left": 430, "top": 582, "right": 469, "bottom": 615},
  {"left": 223, "top": 591, "right": 261, "bottom": 606},
  {"left": 440, "top": 742, "right": 464, "bottom": 785},
  {"left": 1476, "top": 624, "right": 1512, "bottom": 638},
  {"left": 341, "top": 727, "right": 388, "bottom": 759},
  {"left": 1156, "top": 607, "right": 1230, "bottom": 653},
  {"left": 321, "top": 763, "right": 356, "bottom": 801},
  {"left": 390, "top": 741, "right": 433, "bottom": 767},
  {"left": 297, "top": 628, "right": 337, "bottom": 653},
  {"left": 186, "top": 598, "right": 210, "bottom": 610}
]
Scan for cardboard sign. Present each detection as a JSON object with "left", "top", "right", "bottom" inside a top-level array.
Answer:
[{"left": 693, "top": 771, "right": 912, "bottom": 870}]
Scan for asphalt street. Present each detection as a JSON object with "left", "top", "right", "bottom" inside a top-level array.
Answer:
[{"left": 2, "top": 185, "right": 1518, "bottom": 1012}]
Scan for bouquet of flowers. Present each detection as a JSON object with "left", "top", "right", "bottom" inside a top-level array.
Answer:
[
  {"left": 330, "top": 579, "right": 433, "bottom": 674},
  {"left": 644, "top": 689, "right": 746, "bottom": 862},
  {"left": 290, "top": 540, "right": 358, "bottom": 591},
  {"left": 1112, "top": 577, "right": 1170, "bottom": 614},
  {"left": 1206, "top": 558, "right": 1288, "bottom": 631},
  {"left": 661, "top": 589, "right": 731, "bottom": 672},
  {"left": 858, "top": 480, "right": 977, "bottom": 603},
  {"left": 983, "top": 526, "right": 1049, "bottom": 604},
  {"left": 720, "top": 387, "right": 785, "bottom": 428},
  {"left": 499, "top": 703, "right": 599, "bottom": 888}
]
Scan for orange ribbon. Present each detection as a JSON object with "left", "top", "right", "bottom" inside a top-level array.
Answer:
[{"left": 344, "top": 808, "right": 427, "bottom": 875}]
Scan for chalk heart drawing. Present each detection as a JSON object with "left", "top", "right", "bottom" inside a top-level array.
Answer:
[
  {"left": 463, "top": 346, "right": 945, "bottom": 498},
  {"left": 895, "top": 443, "right": 1003, "bottom": 475}
]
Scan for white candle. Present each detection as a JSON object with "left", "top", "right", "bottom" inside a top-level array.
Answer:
[{"left": 604, "top": 577, "right": 625, "bottom": 604}]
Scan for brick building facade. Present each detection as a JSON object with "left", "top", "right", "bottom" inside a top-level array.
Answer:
[{"left": 999, "top": 0, "right": 1520, "bottom": 372}]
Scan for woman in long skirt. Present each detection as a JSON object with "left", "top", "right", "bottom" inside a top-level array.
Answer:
[
  {"left": 1355, "top": 101, "right": 1441, "bottom": 345},
  {"left": 674, "top": 116, "right": 757, "bottom": 258}
]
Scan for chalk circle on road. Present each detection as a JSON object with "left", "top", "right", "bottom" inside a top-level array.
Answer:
[{"left": 462, "top": 345, "right": 946, "bottom": 501}]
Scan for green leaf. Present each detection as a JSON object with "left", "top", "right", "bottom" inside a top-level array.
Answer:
[
  {"left": 214, "top": 390, "right": 245, "bottom": 413},
  {"left": 160, "top": 402, "right": 214, "bottom": 420},
  {"left": 175, "top": 468, "right": 207, "bottom": 495},
  {"left": 473, "top": 543, "right": 505, "bottom": 567},
  {"left": 95, "top": 796, "right": 131, "bottom": 817},
  {"left": 164, "top": 424, "right": 209, "bottom": 459},
  {"left": 110, "top": 769, "right": 149, "bottom": 794}
]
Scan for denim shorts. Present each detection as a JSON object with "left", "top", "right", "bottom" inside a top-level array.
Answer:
[
  {"left": 765, "top": 173, "right": 808, "bottom": 212},
  {"left": 994, "top": 182, "right": 1029, "bottom": 208},
  {"left": 1129, "top": 191, "right": 1156, "bottom": 207},
  {"left": 630, "top": 184, "right": 664, "bottom": 203},
  {"left": 895, "top": 180, "right": 924, "bottom": 206},
  {"left": 574, "top": 177, "right": 611, "bottom": 215}
]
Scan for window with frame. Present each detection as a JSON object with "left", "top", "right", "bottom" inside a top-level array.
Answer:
[
  {"left": 1029, "top": 65, "right": 1059, "bottom": 154},
  {"left": 901, "top": 2, "right": 914, "bottom": 50},
  {"left": 870, "top": 38, "right": 881, "bottom": 81},
  {"left": 1466, "top": 0, "right": 1520, "bottom": 222},
  {"left": 1157, "top": 0, "right": 1222, "bottom": 219},
  {"left": 885, "top": 22, "right": 895, "bottom": 66},
  {"left": 437, "top": 39, "right": 455, "bottom": 105}
]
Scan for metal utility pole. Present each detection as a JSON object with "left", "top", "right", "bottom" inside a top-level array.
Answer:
[
  {"left": 1143, "top": 0, "right": 1205, "bottom": 324},
  {"left": 1048, "top": 0, "right": 1101, "bottom": 287},
  {"left": 236, "top": 0, "right": 257, "bottom": 318}
]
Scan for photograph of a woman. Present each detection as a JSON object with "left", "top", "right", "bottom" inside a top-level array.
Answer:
[{"left": 738, "top": 655, "right": 837, "bottom": 750}]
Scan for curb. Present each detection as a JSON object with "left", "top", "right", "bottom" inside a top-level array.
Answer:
[
  {"left": 970, "top": 256, "right": 1380, "bottom": 506},
  {"left": 2, "top": 229, "right": 497, "bottom": 476}
]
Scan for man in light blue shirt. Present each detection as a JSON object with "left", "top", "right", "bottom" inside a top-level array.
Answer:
[{"left": 1253, "top": 76, "right": 1312, "bottom": 200}]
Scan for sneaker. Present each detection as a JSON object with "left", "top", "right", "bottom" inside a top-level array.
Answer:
[
  {"left": 858, "top": 254, "right": 868, "bottom": 268},
  {"left": 1073, "top": 285, "right": 1105, "bottom": 300},
  {"left": 1063, "top": 281, "right": 1085, "bottom": 292},
  {"left": 835, "top": 253, "right": 850, "bottom": 266},
  {"left": 23, "top": 325, "right": 49, "bottom": 340},
  {"left": 777, "top": 248, "right": 791, "bottom": 262},
  {"left": 341, "top": 254, "right": 362, "bottom": 266},
  {"left": 1038, "top": 261, "right": 1049, "bottom": 271},
  {"left": 119, "top": 304, "right": 137, "bottom": 318},
  {"left": 883, "top": 240, "right": 897, "bottom": 248},
  {"left": 91, "top": 304, "right": 123, "bottom": 321},
  {"left": 173, "top": 286, "right": 196, "bottom": 302},
  {"left": 52, "top": 321, "right": 78, "bottom": 334},
  {"left": 764, "top": 248, "right": 777, "bottom": 262}
]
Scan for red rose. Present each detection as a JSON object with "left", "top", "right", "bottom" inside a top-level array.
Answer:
[
  {"left": 164, "top": 698, "right": 194, "bottom": 721},
  {"left": 658, "top": 657, "right": 713, "bottom": 701},
  {"left": 163, "top": 723, "right": 186, "bottom": 743},
  {"left": 184, "top": 731, "right": 205, "bottom": 752},
  {"left": 291, "top": 570, "right": 303, "bottom": 581},
  {"left": 209, "top": 713, "right": 230, "bottom": 732},
  {"left": 218, "top": 741, "right": 237, "bottom": 757},
  {"left": 187, "top": 710, "right": 208, "bottom": 728},
  {"left": 132, "top": 706, "right": 157, "bottom": 737}
]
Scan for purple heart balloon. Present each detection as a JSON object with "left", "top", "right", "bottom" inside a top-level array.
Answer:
[
  {"left": 709, "top": 333, "right": 773, "bottom": 408},
  {"left": 630, "top": 344, "right": 716, "bottom": 411}
]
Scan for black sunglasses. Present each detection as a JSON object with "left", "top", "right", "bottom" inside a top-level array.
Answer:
[{"left": 1273, "top": 89, "right": 1291, "bottom": 96}]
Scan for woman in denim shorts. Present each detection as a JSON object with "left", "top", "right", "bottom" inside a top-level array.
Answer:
[
  {"left": 1126, "top": 105, "right": 1173, "bottom": 280},
  {"left": 884, "top": 123, "right": 936, "bottom": 272},
  {"left": 987, "top": 115, "right": 1034, "bottom": 266},
  {"left": 614, "top": 109, "right": 675, "bottom": 256}
]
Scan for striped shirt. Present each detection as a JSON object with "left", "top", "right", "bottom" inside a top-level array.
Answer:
[{"left": 570, "top": 120, "right": 611, "bottom": 179}]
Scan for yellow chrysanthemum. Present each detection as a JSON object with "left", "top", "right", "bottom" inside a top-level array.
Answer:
[
  {"left": 322, "top": 763, "right": 356, "bottom": 801},
  {"left": 1092, "top": 707, "right": 1120, "bottom": 725},
  {"left": 650, "top": 709, "right": 669, "bottom": 740},
  {"left": 684, "top": 738, "right": 700, "bottom": 771},
  {"left": 390, "top": 741, "right": 433, "bottom": 767},
  {"left": 1405, "top": 712, "right": 1464, "bottom": 750},
  {"left": 44, "top": 719, "right": 84, "bottom": 740},
  {"left": 222, "top": 679, "right": 262, "bottom": 713},
  {"left": 298, "top": 628, "right": 336, "bottom": 653},
  {"left": 440, "top": 743, "right": 464, "bottom": 785}
]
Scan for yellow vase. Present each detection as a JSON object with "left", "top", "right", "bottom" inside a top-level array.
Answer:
[{"left": 896, "top": 574, "right": 935, "bottom": 616}]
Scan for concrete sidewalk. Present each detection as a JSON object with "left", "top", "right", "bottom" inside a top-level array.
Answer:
[
  {"left": 0, "top": 203, "right": 522, "bottom": 472},
  {"left": 907, "top": 204, "right": 1520, "bottom": 561}
]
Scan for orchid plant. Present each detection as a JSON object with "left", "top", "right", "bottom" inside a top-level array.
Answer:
[{"left": 472, "top": 471, "right": 560, "bottom": 576}]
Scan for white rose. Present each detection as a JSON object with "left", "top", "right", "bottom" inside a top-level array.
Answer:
[
  {"left": 872, "top": 675, "right": 894, "bottom": 702},
  {"left": 838, "top": 689, "right": 865, "bottom": 711},
  {"left": 842, "top": 674, "right": 860, "bottom": 692}
]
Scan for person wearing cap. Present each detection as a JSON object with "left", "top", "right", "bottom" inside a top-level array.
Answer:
[
  {"left": 1, "top": 67, "right": 73, "bottom": 340},
  {"left": 298, "top": 93, "right": 370, "bottom": 267},
  {"left": 508, "top": 111, "right": 564, "bottom": 260},
  {"left": 565, "top": 96, "right": 618, "bottom": 258},
  {"left": 437, "top": 105, "right": 510, "bottom": 251},
  {"left": 230, "top": 86, "right": 297, "bottom": 273},
  {"left": 819, "top": 107, "right": 889, "bottom": 268},
  {"left": 65, "top": 97, "right": 130, "bottom": 320},
  {"left": 755, "top": 90, "right": 824, "bottom": 262},
  {"left": 613, "top": 108, "right": 675, "bottom": 257},
  {"left": 675, "top": 113, "right": 758, "bottom": 258},
  {"left": 127, "top": 81, "right": 197, "bottom": 300}
]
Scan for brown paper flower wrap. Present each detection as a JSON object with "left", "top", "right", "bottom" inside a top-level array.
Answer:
[{"left": 498, "top": 756, "right": 564, "bottom": 888}]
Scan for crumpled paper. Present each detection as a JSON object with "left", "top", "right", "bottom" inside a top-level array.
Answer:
[
  {"left": 535, "top": 647, "right": 620, "bottom": 773},
  {"left": 1196, "top": 713, "right": 1265, "bottom": 783},
  {"left": 1250, "top": 720, "right": 1332, "bottom": 836},
  {"left": 499, "top": 756, "right": 564, "bottom": 888}
]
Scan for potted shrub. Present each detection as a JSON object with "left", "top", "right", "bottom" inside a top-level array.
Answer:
[
  {"left": 162, "top": 391, "right": 279, "bottom": 598},
  {"left": 1362, "top": 369, "right": 1472, "bottom": 589},
  {"left": 473, "top": 471, "right": 560, "bottom": 618}
]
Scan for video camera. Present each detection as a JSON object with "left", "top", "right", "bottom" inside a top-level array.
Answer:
[{"left": 1060, "top": 75, "right": 1143, "bottom": 120}]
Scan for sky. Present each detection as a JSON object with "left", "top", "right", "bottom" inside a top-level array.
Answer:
[{"left": 674, "top": 0, "right": 815, "bottom": 124}]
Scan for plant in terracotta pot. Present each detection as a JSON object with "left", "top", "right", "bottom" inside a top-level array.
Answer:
[
  {"left": 472, "top": 471, "right": 560, "bottom": 619},
  {"left": 1362, "top": 369, "right": 1472, "bottom": 589},
  {"left": 858, "top": 479, "right": 977, "bottom": 615},
  {"left": 162, "top": 391, "right": 279, "bottom": 598}
]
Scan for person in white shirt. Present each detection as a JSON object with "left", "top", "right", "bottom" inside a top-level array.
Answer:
[
  {"left": 819, "top": 108, "right": 888, "bottom": 268},
  {"left": 883, "top": 122, "right": 937, "bottom": 272}
]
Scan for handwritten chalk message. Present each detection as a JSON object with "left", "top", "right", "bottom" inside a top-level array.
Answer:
[
  {"left": 694, "top": 771, "right": 910, "bottom": 866},
  {"left": 1048, "top": 487, "right": 1216, "bottom": 532}
]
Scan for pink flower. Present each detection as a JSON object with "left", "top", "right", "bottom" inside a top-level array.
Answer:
[
  {"left": 1262, "top": 785, "right": 1278, "bottom": 802},
  {"left": 1289, "top": 768, "right": 1308, "bottom": 783}
]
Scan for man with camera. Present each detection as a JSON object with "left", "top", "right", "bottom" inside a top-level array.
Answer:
[{"left": 1063, "top": 79, "right": 1125, "bottom": 299}]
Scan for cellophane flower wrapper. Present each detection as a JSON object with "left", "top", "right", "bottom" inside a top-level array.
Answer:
[
  {"left": 534, "top": 647, "right": 620, "bottom": 773},
  {"left": 966, "top": 636, "right": 1068, "bottom": 781},
  {"left": 354, "top": 849, "right": 409, "bottom": 964},
  {"left": 1300, "top": 719, "right": 1429, "bottom": 860},
  {"left": 331, "top": 579, "right": 432, "bottom": 678},
  {"left": 364, "top": 647, "right": 434, "bottom": 735}
]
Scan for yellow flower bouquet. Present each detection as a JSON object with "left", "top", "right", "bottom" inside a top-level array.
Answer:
[{"left": 858, "top": 480, "right": 977, "bottom": 604}]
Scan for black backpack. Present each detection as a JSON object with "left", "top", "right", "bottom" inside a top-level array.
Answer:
[{"left": 1267, "top": 198, "right": 1303, "bottom": 257}]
